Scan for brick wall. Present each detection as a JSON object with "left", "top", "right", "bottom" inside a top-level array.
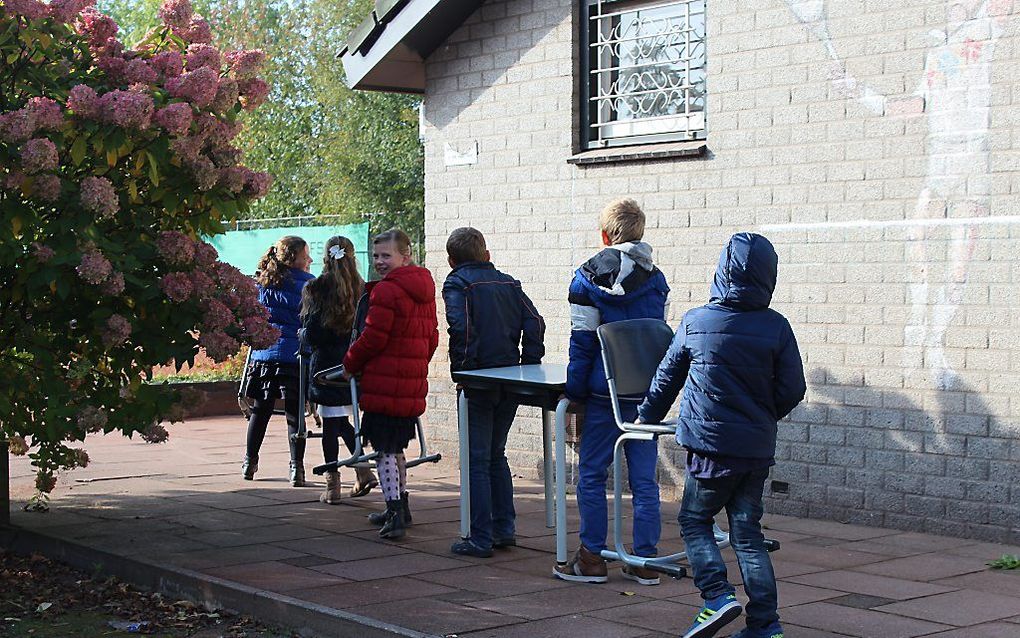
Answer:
[{"left": 419, "top": 0, "right": 1020, "bottom": 543}]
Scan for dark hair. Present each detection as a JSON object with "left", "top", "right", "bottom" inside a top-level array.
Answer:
[
  {"left": 372, "top": 228, "right": 413, "bottom": 259},
  {"left": 446, "top": 227, "right": 487, "bottom": 265},
  {"left": 256, "top": 235, "right": 307, "bottom": 288},
  {"left": 301, "top": 236, "right": 363, "bottom": 334}
]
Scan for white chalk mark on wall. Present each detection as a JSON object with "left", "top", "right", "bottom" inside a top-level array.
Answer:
[{"left": 782, "top": 0, "right": 1011, "bottom": 390}]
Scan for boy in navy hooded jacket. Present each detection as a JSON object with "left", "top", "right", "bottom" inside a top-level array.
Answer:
[
  {"left": 638, "top": 233, "right": 805, "bottom": 638},
  {"left": 554, "top": 198, "right": 670, "bottom": 586}
]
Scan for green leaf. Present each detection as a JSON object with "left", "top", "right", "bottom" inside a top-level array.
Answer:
[
  {"left": 146, "top": 151, "right": 160, "bottom": 187},
  {"left": 70, "top": 135, "right": 88, "bottom": 166}
]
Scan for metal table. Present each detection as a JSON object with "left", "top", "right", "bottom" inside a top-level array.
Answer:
[{"left": 451, "top": 364, "right": 572, "bottom": 564}]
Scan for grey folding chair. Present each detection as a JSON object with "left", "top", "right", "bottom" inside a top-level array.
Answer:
[{"left": 597, "top": 318, "right": 728, "bottom": 580}]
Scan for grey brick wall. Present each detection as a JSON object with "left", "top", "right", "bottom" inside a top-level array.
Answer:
[{"left": 419, "top": 0, "right": 1020, "bottom": 543}]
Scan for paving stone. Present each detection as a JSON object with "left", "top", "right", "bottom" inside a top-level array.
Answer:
[
  {"left": 926, "top": 624, "right": 1020, "bottom": 638},
  {"left": 673, "top": 580, "right": 844, "bottom": 608},
  {"left": 275, "top": 534, "right": 412, "bottom": 562},
  {"left": 310, "top": 551, "right": 471, "bottom": 581},
  {"left": 203, "top": 560, "right": 349, "bottom": 592},
  {"left": 780, "top": 602, "right": 954, "bottom": 637},
  {"left": 944, "top": 541, "right": 1020, "bottom": 560},
  {"left": 589, "top": 599, "right": 702, "bottom": 633},
  {"left": 347, "top": 597, "right": 525, "bottom": 634},
  {"left": 765, "top": 544, "right": 889, "bottom": 570},
  {"left": 786, "top": 569, "right": 957, "bottom": 600},
  {"left": 931, "top": 570, "right": 1020, "bottom": 597},
  {"left": 424, "top": 565, "right": 572, "bottom": 597},
  {"left": 278, "top": 555, "right": 338, "bottom": 568},
  {"left": 874, "top": 589, "right": 1020, "bottom": 626},
  {"left": 468, "top": 583, "right": 652, "bottom": 620},
  {"left": 853, "top": 553, "right": 988, "bottom": 581},
  {"left": 163, "top": 544, "right": 307, "bottom": 570},
  {"left": 299, "top": 576, "right": 458, "bottom": 609},
  {"left": 463, "top": 613, "right": 651, "bottom": 638},
  {"left": 164, "top": 509, "right": 276, "bottom": 532},
  {"left": 183, "top": 523, "right": 324, "bottom": 547},
  {"left": 761, "top": 518, "right": 900, "bottom": 541},
  {"left": 827, "top": 593, "right": 899, "bottom": 609}
]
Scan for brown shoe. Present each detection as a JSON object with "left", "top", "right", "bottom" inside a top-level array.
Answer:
[
  {"left": 319, "top": 470, "right": 342, "bottom": 505},
  {"left": 621, "top": 563, "right": 661, "bottom": 586},
  {"left": 552, "top": 546, "right": 608, "bottom": 583},
  {"left": 349, "top": 466, "right": 378, "bottom": 498}
]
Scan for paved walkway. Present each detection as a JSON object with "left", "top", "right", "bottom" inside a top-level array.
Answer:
[{"left": 6, "top": 416, "right": 1020, "bottom": 637}]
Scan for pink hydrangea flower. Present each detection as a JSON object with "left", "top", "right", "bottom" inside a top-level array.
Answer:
[
  {"left": 243, "top": 315, "right": 280, "bottom": 350},
  {"left": 243, "top": 170, "right": 272, "bottom": 198},
  {"left": 21, "top": 138, "right": 59, "bottom": 174},
  {"left": 123, "top": 58, "right": 158, "bottom": 85},
  {"left": 141, "top": 423, "right": 169, "bottom": 443},
  {"left": 7, "top": 435, "right": 29, "bottom": 456},
  {"left": 199, "top": 329, "right": 240, "bottom": 362},
  {"left": 170, "top": 135, "right": 204, "bottom": 162},
  {"left": 224, "top": 49, "right": 266, "bottom": 79},
  {"left": 76, "top": 7, "right": 118, "bottom": 45},
  {"left": 211, "top": 146, "right": 241, "bottom": 169},
  {"left": 48, "top": 0, "right": 95, "bottom": 23},
  {"left": 32, "top": 243, "right": 55, "bottom": 263},
  {"left": 189, "top": 155, "right": 219, "bottom": 191},
  {"left": 150, "top": 51, "right": 184, "bottom": 78},
  {"left": 4, "top": 0, "right": 47, "bottom": 20},
  {"left": 156, "top": 230, "right": 196, "bottom": 265},
  {"left": 102, "top": 314, "right": 131, "bottom": 347},
  {"left": 154, "top": 102, "right": 193, "bottom": 136},
  {"left": 185, "top": 43, "right": 220, "bottom": 71},
  {"left": 3, "top": 171, "right": 27, "bottom": 191},
  {"left": 72, "top": 448, "right": 90, "bottom": 468},
  {"left": 158, "top": 0, "right": 193, "bottom": 30},
  {"left": 97, "top": 89, "right": 154, "bottom": 130},
  {"left": 238, "top": 77, "right": 269, "bottom": 111},
  {"left": 77, "top": 249, "right": 112, "bottom": 284},
  {"left": 77, "top": 405, "right": 108, "bottom": 432},
  {"left": 189, "top": 270, "right": 215, "bottom": 299},
  {"left": 96, "top": 55, "right": 127, "bottom": 84},
  {"left": 26, "top": 97, "right": 63, "bottom": 130},
  {"left": 34, "top": 174, "right": 61, "bottom": 202},
  {"left": 166, "top": 66, "right": 218, "bottom": 108},
  {"left": 202, "top": 299, "right": 234, "bottom": 330},
  {"left": 67, "top": 85, "right": 100, "bottom": 118},
  {"left": 80, "top": 175, "right": 118, "bottom": 218},
  {"left": 160, "top": 272, "right": 193, "bottom": 302},
  {"left": 36, "top": 472, "right": 57, "bottom": 493},
  {"left": 178, "top": 16, "right": 211, "bottom": 44},
  {"left": 0, "top": 109, "right": 37, "bottom": 144},
  {"left": 193, "top": 240, "right": 218, "bottom": 267},
  {"left": 211, "top": 78, "right": 239, "bottom": 113},
  {"left": 218, "top": 166, "right": 246, "bottom": 193},
  {"left": 101, "top": 271, "right": 125, "bottom": 295}
]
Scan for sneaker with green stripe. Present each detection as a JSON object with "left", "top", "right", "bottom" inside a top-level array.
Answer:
[
  {"left": 728, "top": 622, "right": 784, "bottom": 638},
  {"left": 681, "top": 593, "right": 742, "bottom": 638}
]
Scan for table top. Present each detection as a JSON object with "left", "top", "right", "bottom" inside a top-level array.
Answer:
[{"left": 452, "top": 364, "right": 567, "bottom": 391}]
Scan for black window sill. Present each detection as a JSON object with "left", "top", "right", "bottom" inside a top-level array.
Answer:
[{"left": 568, "top": 141, "right": 708, "bottom": 166}]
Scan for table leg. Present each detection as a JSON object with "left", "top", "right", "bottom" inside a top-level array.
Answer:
[
  {"left": 458, "top": 389, "right": 470, "bottom": 540},
  {"left": 542, "top": 409, "right": 553, "bottom": 528},
  {"left": 554, "top": 397, "right": 569, "bottom": 565}
]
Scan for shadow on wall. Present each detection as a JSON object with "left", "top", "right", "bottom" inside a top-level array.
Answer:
[{"left": 768, "top": 367, "right": 1020, "bottom": 544}]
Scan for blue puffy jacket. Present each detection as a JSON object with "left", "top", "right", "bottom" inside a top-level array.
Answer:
[
  {"left": 251, "top": 267, "right": 315, "bottom": 364},
  {"left": 566, "top": 242, "right": 670, "bottom": 402},
  {"left": 443, "top": 261, "right": 545, "bottom": 373},
  {"left": 637, "top": 233, "right": 806, "bottom": 460}
]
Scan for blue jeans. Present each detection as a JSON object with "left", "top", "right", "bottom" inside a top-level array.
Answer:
[
  {"left": 578, "top": 398, "right": 660, "bottom": 557},
  {"left": 466, "top": 388, "right": 519, "bottom": 550},
  {"left": 678, "top": 468, "right": 779, "bottom": 630}
]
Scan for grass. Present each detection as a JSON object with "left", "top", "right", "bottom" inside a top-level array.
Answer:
[{"left": 988, "top": 554, "right": 1020, "bottom": 570}]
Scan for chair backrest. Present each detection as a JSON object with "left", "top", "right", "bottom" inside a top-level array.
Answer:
[{"left": 597, "top": 319, "right": 674, "bottom": 397}]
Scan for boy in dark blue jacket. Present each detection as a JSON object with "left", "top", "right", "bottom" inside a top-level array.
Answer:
[
  {"left": 443, "top": 227, "right": 545, "bottom": 558},
  {"left": 638, "top": 233, "right": 805, "bottom": 638},
  {"left": 554, "top": 198, "right": 670, "bottom": 586}
]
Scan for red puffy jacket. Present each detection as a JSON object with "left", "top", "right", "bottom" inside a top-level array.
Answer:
[{"left": 343, "top": 265, "right": 439, "bottom": 418}]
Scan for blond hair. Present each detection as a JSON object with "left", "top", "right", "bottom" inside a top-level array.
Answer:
[
  {"left": 256, "top": 235, "right": 307, "bottom": 288},
  {"left": 599, "top": 198, "right": 645, "bottom": 245},
  {"left": 301, "top": 236, "right": 364, "bottom": 334},
  {"left": 373, "top": 228, "right": 413, "bottom": 258}
]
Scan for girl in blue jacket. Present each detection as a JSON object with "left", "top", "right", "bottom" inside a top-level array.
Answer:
[{"left": 242, "top": 235, "right": 315, "bottom": 486}]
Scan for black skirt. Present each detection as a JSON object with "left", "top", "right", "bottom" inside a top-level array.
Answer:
[
  {"left": 243, "top": 361, "right": 299, "bottom": 402},
  {"left": 360, "top": 412, "right": 417, "bottom": 454}
]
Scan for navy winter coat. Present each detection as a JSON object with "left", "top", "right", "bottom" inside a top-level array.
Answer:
[
  {"left": 566, "top": 243, "right": 670, "bottom": 402},
  {"left": 443, "top": 261, "right": 545, "bottom": 373},
  {"left": 251, "top": 267, "right": 315, "bottom": 364},
  {"left": 637, "top": 233, "right": 806, "bottom": 460},
  {"left": 303, "top": 309, "right": 354, "bottom": 407}
]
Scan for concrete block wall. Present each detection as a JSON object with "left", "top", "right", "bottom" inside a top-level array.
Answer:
[{"left": 419, "top": 0, "right": 1020, "bottom": 543}]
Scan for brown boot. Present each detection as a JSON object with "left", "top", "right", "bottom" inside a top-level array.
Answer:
[
  {"left": 348, "top": 466, "right": 378, "bottom": 498},
  {"left": 319, "top": 470, "right": 342, "bottom": 505},
  {"left": 621, "top": 563, "right": 661, "bottom": 586},
  {"left": 552, "top": 546, "right": 608, "bottom": 583}
]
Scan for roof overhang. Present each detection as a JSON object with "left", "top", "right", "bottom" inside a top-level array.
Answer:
[{"left": 339, "top": 0, "right": 484, "bottom": 94}]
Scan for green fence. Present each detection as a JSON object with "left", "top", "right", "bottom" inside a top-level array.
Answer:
[{"left": 209, "top": 223, "right": 371, "bottom": 277}]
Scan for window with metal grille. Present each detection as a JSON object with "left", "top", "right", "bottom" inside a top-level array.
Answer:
[{"left": 582, "top": 0, "right": 707, "bottom": 149}]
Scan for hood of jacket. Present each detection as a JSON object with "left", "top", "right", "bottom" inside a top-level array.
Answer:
[
  {"left": 377, "top": 264, "right": 435, "bottom": 303},
  {"left": 709, "top": 233, "right": 778, "bottom": 311},
  {"left": 578, "top": 242, "right": 659, "bottom": 303}
]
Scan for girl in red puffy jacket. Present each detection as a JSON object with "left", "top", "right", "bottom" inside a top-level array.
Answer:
[{"left": 343, "top": 229, "right": 439, "bottom": 539}]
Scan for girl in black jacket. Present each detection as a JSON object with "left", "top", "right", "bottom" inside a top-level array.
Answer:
[{"left": 301, "top": 236, "right": 378, "bottom": 503}]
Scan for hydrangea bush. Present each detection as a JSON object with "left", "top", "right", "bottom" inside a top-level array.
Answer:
[{"left": 0, "top": 0, "right": 279, "bottom": 494}]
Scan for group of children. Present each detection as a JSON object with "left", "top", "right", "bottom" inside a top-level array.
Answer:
[{"left": 241, "top": 198, "right": 805, "bottom": 638}]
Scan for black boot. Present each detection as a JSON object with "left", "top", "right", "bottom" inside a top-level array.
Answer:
[
  {"left": 379, "top": 499, "right": 406, "bottom": 540},
  {"left": 289, "top": 460, "right": 305, "bottom": 487},
  {"left": 369, "top": 492, "right": 412, "bottom": 526},
  {"left": 241, "top": 456, "right": 258, "bottom": 480}
]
